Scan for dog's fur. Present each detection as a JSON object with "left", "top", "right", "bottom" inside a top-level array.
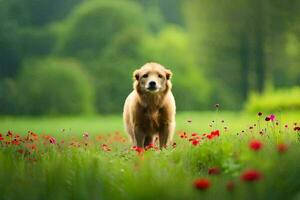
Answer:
[{"left": 123, "top": 62, "right": 176, "bottom": 148}]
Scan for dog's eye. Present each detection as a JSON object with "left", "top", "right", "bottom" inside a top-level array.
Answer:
[
  {"left": 158, "top": 74, "right": 163, "bottom": 78},
  {"left": 142, "top": 74, "right": 148, "bottom": 78}
]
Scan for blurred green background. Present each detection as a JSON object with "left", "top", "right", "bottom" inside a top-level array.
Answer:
[{"left": 0, "top": 0, "right": 299, "bottom": 116}]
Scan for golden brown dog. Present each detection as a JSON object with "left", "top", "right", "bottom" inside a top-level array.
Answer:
[{"left": 123, "top": 62, "right": 176, "bottom": 148}]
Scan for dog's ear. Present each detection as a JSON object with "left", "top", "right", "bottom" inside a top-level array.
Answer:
[
  {"left": 133, "top": 69, "right": 140, "bottom": 81},
  {"left": 165, "top": 69, "right": 173, "bottom": 80}
]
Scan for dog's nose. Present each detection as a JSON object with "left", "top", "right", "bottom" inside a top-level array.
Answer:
[{"left": 149, "top": 81, "right": 156, "bottom": 87}]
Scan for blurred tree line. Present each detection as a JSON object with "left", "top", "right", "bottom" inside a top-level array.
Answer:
[
  {"left": 0, "top": 0, "right": 299, "bottom": 115},
  {"left": 185, "top": 0, "right": 300, "bottom": 108}
]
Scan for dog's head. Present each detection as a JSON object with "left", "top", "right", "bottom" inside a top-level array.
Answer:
[{"left": 133, "top": 62, "right": 172, "bottom": 94}]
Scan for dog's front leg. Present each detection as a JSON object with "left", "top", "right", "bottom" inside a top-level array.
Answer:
[{"left": 134, "top": 125, "right": 146, "bottom": 148}]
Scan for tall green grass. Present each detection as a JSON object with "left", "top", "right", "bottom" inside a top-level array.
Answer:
[{"left": 0, "top": 112, "right": 299, "bottom": 200}]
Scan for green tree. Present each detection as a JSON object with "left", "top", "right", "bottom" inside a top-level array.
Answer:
[
  {"left": 56, "top": 0, "right": 146, "bottom": 60},
  {"left": 185, "top": 0, "right": 300, "bottom": 108},
  {"left": 0, "top": 0, "right": 21, "bottom": 78},
  {"left": 17, "top": 58, "right": 94, "bottom": 115},
  {"left": 0, "top": 79, "right": 18, "bottom": 114}
]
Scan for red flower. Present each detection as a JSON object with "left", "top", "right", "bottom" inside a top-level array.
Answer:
[
  {"left": 145, "top": 143, "right": 159, "bottom": 151},
  {"left": 180, "top": 132, "right": 188, "bottom": 139},
  {"left": 207, "top": 134, "right": 213, "bottom": 139},
  {"left": 49, "top": 137, "right": 56, "bottom": 144},
  {"left": 240, "top": 169, "right": 262, "bottom": 182},
  {"left": 193, "top": 178, "right": 211, "bottom": 190},
  {"left": 211, "top": 130, "right": 220, "bottom": 137},
  {"left": 206, "top": 130, "right": 220, "bottom": 140},
  {"left": 226, "top": 181, "right": 235, "bottom": 191},
  {"left": 249, "top": 139, "right": 263, "bottom": 151},
  {"left": 191, "top": 139, "right": 200, "bottom": 146},
  {"left": 6, "top": 130, "right": 13, "bottom": 137},
  {"left": 132, "top": 146, "right": 144, "bottom": 154},
  {"left": 102, "top": 144, "right": 111, "bottom": 151},
  {"left": 208, "top": 167, "right": 220, "bottom": 175},
  {"left": 191, "top": 133, "right": 198, "bottom": 137},
  {"left": 12, "top": 139, "right": 20, "bottom": 145},
  {"left": 265, "top": 117, "right": 270, "bottom": 121},
  {"left": 0, "top": 134, "right": 4, "bottom": 141},
  {"left": 277, "top": 143, "right": 288, "bottom": 153}
]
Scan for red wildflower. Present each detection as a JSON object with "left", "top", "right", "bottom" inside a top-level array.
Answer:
[
  {"left": 206, "top": 130, "right": 220, "bottom": 140},
  {"left": 277, "top": 143, "right": 288, "bottom": 153},
  {"left": 145, "top": 143, "right": 159, "bottom": 151},
  {"left": 102, "top": 144, "right": 111, "bottom": 151},
  {"left": 191, "top": 133, "right": 198, "bottom": 137},
  {"left": 191, "top": 139, "right": 199, "bottom": 146},
  {"left": 0, "top": 134, "right": 4, "bottom": 141},
  {"left": 180, "top": 132, "right": 188, "bottom": 139},
  {"left": 30, "top": 132, "right": 38, "bottom": 141},
  {"left": 226, "top": 181, "right": 235, "bottom": 191},
  {"left": 207, "top": 134, "right": 213, "bottom": 140},
  {"left": 193, "top": 178, "right": 211, "bottom": 190},
  {"left": 265, "top": 117, "right": 270, "bottom": 121},
  {"left": 49, "top": 137, "right": 56, "bottom": 144},
  {"left": 132, "top": 146, "right": 144, "bottom": 154},
  {"left": 12, "top": 139, "right": 20, "bottom": 145},
  {"left": 6, "top": 131, "right": 13, "bottom": 137},
  {"left": 249, "top": 139, "right": 263, "bottom": 151},
  {"left": 294, "top": 126, "right": 300, "bottom": 131},
  {"left": 145, "top": 143, "right": 154, "bottom": 149},
  {"left": 240, "top": 169, "right": 262, "bottom": 182},
  {"left": 208, "top": 167, "right": 220, "bottom": 175},
  {"left": 211, "top": 130, "right": 220, "bottom": 137}
]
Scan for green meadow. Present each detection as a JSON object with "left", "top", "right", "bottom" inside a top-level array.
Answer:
[
  {"left": 0, "top": 111, "right": 299, "bottom": 200},
  {"left": 1, "top": 0, "right": 300, "bottom": 199},
  {"left": 1, "top": 111, "right": 299, "bottom": 135}
]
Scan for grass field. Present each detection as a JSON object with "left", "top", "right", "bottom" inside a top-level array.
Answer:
[{"left": 0, "top": 111, "right": 300, "bottom": 200}]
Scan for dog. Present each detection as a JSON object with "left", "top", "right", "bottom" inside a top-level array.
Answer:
[{"left": 123, "top": 62, "right": 176, "bottom": 149}]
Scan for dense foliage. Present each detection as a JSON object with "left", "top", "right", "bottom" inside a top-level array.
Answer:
[
  {"left": 0, "top": 0, "right": 299, "bottom": 115},
  {"left": 245, "top": 87, "right": 300, "bottom": 112},
  {"left": 16, "top": 58, "right": 94, "bottom": 115}
]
